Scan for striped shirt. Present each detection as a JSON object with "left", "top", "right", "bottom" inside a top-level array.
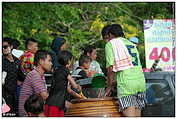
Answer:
[{"left": 18, "top": 69, "right": 47, "bottom": 116}]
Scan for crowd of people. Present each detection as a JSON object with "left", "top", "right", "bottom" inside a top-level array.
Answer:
[{"left": 2, "top": 23, "right": 149, "bottom": 117}]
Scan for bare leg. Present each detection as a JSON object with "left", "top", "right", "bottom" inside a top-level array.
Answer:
[
  {"left": 122, "top": 106, "right": 136, "bottom": 117},
  {"left": 135, "top": 107, "right": 141, "bottom": 117}
]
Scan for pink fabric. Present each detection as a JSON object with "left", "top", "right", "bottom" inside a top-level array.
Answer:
[
  {"left": 110, "top": 38, "right": 133, "bottom": 72},
  {"left": 2, "top": 101, "right": 10, "bottom": 114}
]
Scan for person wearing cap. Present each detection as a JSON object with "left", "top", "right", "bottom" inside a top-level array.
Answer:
[
  {"left": 50, "top": 37, "right": 67, "bottom": 70},
  {"left": 129, "top": 37, "right": 139, "bottom": 46}
]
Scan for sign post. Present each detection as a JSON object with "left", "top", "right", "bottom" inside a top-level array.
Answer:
[{"left": 144, "top": 19, "right": 175, "bottom": 71}]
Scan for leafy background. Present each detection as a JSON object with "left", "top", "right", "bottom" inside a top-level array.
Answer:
[{"left": 3, "top": 2, "right": 174, "bottom": 73}]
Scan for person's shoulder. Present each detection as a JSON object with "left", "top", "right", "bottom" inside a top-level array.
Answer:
[
  {"left": 25, "top": 51, "right": 34, "bottom": 57},
  {"left": 27, "top": 69, "right": 40, "bottom": 78},
  {"left": 105, "top": 42, "right": 112, "bottom": 48},
  {"left": 20, "top": 51, "right": 32, "bottom": 58},
  {"left": 12, "top": 54, "right": 19, "bottom": 60},
  {"left": 91, "top": 60, "right": 99, "bottom": 65},
  {"left": 120, "top": 37, "right": 132, "bottom": 44},
  {"left": 55, "top": 66, "right": 70, "bottom": 74},
  {"left": 105, "top": 42, "right": 113, "bottom": 53}
]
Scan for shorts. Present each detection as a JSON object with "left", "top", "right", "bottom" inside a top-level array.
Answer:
[
  {"left": 117, "top": 92, "right": 146, "bottom": 112},
  {"left": 44, "top": 104, "right": 64, "bottom": 117}
]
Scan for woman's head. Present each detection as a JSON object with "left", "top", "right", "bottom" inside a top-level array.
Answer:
[
  {"left": 51, "top": 37, "right": 67, "bottom": 53},
  {"left": 57, "top": 50, "right": 73, "bottom": 68},
  {"left": 83, "top": 45, "right": 97, "bottom": 60}
]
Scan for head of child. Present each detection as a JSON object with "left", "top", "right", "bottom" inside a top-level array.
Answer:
[
  {"left": 83, "top": 45, "right": 97, "bottom": 61},
  {"left": 25, "top": 38, "right": 38, "bottom": 54},
  {"left": 24, "top": 94, "right": 45, "bottom": 117},
  {"left": 57, "top": 50, "right": 74, "bottom": 70},
  {"left": 79, "top": 55, "right": 92, "bottom": 70}
]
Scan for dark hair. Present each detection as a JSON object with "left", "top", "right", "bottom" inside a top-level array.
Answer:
[
  {"left": 34, "top": 50, "right": 51, "bottom": 66},
  {"left": 12, "top": 39, "right": 20, "bottom": 49},
  {"left": 24, "top": 94, "right": 44, "bottom": 115},
  {"left": 51, "top": 37, "right": 66, "bottom": 53},
  {"left": 101, "top": 25, "right": 112, "bottom": 38},
  {"left": 57, "top": 50, "right": 73, "bottom": 66},
  {"left": 79, "top": 55, "right": 92, "bottom": 66},
  {"left": 2, "top": 37, "right": 13, "bottom": 46},
  {"left": 109, "top": 24, "right": 125, "bottom": 37},
  {"left": 83, "top": 45, "right": 96, "bottom": 55},
  {"left": 25, "top": 38, "right": 38, "bottom": 48}
]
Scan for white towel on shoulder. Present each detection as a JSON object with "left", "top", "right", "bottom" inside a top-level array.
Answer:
[{"left": 110, "top": 38, "right": 134, "bottom": 72}]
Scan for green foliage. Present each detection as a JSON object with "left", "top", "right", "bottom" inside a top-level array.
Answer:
[{"left": 3, "top": 2, "right": 174, "bottom": 70}]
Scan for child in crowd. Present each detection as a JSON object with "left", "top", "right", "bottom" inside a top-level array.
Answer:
[
  {"left": 24, "top": 94, "right": 45, "bottom": 117},
  {"left": 73, "top": 45, "right": 103, "bottom": 75},
  {"left": 72, "top": 55, "right": 97, "bottom": 98},
  {"left": 44, "top": 50, "right": 83, "bottom": 117},
  {"left": 72, "top": 55, "right": 92, "bottom": 80}
]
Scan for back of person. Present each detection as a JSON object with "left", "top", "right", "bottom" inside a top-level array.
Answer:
[
  {"left": 19, "top": 38, "right": 38, "bottom": 76},
  {"left": 111, "top": 37, "right": 146, "bottom": 98},
  {"left": 47, "top": 66, "right": 69, "bottom": 109},
  {"left": 45, "top": 50, "right": 82, "bottom": 117}
]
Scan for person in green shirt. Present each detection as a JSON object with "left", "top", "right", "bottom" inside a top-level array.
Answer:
[{"left": 101, "top": 24, "right": 146, "bottom": 117}]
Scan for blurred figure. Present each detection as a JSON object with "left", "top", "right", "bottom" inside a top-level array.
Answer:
[{"left": 24, "top": 94, "right": 45, "bottom": 117}]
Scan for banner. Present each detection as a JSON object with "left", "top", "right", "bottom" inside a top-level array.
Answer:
[{"left": 144, "top": 19, "right": 175, "bottom": 71}]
